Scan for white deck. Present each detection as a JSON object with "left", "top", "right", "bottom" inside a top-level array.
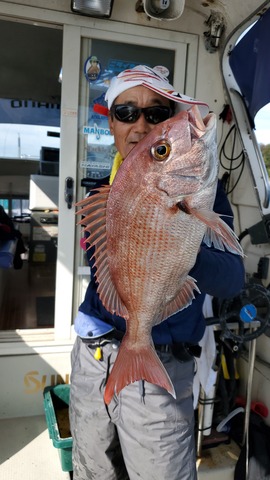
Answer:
[
  {"left": 0, "top": 414, "right": 240, "bottom": 480},
  {"left": 0, "top": 415, "right": 70, "bottom": 480},
  {"left": 197, "top": 441, "right": 240, "bottom": 479}
]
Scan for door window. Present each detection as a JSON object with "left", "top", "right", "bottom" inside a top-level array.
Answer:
[
  {"left": 74, "top": 37, "right": 177, "bottom": 310},
  {"left": 0, "top": 20, "right": 62, "bottom": 330}
]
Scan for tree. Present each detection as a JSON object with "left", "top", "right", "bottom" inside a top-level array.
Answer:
[{"left": 260, "top": 144, "right": 270, "bottom": 176}]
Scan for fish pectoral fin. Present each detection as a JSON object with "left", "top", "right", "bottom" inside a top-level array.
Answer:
[
  {"left": 158, "top": 276, "right": 200, "bottom": 323},
  {"left": 104, "top": 340, "right": 176, "bottom": 405},
  {"left": 75, "top": 185, "right": 110, "bottom": 243},
  {"left": 96, "top": 259, "right": 128, "bottom": 318},
  {"left": 190, "top": 208, "right": 244, "bottom": 257}
]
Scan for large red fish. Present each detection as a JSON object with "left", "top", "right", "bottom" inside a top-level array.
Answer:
[{"left": 77, "top": 106, "right": 243, "bottom": 405}]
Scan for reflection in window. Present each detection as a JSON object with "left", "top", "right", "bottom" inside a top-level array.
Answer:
[{"left": 0, "top": 196, "right": 30, "bottom": 219}]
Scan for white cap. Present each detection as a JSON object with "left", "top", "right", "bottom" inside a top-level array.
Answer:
[{"left": 105, "top": 65, "right": 209, "bottom": 117}]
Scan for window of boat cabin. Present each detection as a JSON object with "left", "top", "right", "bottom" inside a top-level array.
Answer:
[{"left": 0, "top": 20, "right": 62, "bottom": 331}]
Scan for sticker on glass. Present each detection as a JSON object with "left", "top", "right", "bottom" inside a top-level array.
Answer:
[{"left": 84, "top": 56, "right": 101, "bottom": 82}]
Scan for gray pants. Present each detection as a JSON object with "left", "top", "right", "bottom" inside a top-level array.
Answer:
[{"left": 69, "top": 336, "right": 197, "bottom": 480}]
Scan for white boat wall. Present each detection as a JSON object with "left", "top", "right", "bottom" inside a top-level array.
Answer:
[{"left": 0, "top": 1, "right": 270, "bottom": 478}]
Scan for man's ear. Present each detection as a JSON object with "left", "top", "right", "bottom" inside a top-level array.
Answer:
[{"left": 108, "top": 114, "right": 114, "bottom": 135}]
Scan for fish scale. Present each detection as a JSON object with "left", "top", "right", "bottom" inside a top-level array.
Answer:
[
  {"left": 114, "top": 203, "right": 180, "bottom": 318},
  {"left": 111, "top": 197, "right": 197, "bottom": 312}
]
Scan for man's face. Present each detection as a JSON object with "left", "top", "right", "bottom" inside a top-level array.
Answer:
[{"left": 108, "top": 86, "right": 171, "bottom": 159}]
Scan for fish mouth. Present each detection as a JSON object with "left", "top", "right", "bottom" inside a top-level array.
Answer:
[
  {"left": 157, "top": 107, "right": 217, "bottom": 200},
  {"left": 165, "top": 107, "right": 215, "bottom": 157},
  {"left": 188, "top": 106, "right": 215, "bottom": 141}
]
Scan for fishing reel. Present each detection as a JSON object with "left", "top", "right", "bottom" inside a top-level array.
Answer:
[{"left": 207, "top": 282, "right": 270, "bottom": 353}]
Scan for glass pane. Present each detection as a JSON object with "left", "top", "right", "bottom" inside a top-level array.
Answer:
[
  {"left": 74, "top": 37, "right": 176, "bottom": 308},
  {"left": 78, "top": 38, "right": 175, "bottom": 188},
  {"left": 0, "top": 123, "right": 60, "bottom": 160},
  {"left": 0, "top": 20, "right": 62, "bottom": 330},
  {"left": 0, "top": 199, "right": 9, "bottom": 213},
  {"left": 11, "top": 198, "right": 30, "bottom": 217}
]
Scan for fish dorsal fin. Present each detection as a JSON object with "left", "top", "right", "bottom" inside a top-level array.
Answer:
[
  {"left": 189, "top": 208, "right": 244, "bottom": 257},
  {"left": 157, "top": 275, "right": 200, "bottom": 324},
  {"left": 76, "top": 186, "right": 128, "bottom": 318}
]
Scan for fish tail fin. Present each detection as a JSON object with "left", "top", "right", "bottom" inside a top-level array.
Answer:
[
  {"left": 104, "top": 341, "right": 175, "bottom": 405},
  {"left": 190, "top": 208, "right": 244, "bottom": 257}
]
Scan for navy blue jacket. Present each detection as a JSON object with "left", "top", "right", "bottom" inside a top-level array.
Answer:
[{"left": 78, "top": 180, "right": 245, "bottom": 344}]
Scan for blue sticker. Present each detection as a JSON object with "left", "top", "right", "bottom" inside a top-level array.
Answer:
[
  {"left": 240, "top": 303, "right": 257, "bottom": 323},
  {"left": 84, "top": 55, "right": 101, "bottom": 83}
]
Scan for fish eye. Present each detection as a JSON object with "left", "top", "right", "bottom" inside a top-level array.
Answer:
[{"left": 151, "top": 141, "right": 171, "bottom": 162}]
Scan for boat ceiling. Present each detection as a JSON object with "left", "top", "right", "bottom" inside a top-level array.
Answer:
[{"left": 0, "top": 0, "right": 269, "bottom": 106}]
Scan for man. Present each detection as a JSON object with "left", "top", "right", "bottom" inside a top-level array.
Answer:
[{"left": 69, "top": 65, "right": 245, "bottom": 480}]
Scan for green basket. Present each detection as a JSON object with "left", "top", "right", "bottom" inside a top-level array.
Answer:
[{"left": 43, "top": 384, "right": 73, "bottom": 472}]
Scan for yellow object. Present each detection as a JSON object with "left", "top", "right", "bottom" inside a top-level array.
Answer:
[
  {"left": 221, "top": 354, "right": 230, "bottom": 379},
  {"left": 94, "top": 346, "right": 103, "bottom": 361},
  {"left": 109, "top": 151, "right": 123, "bottom": 184},
  {"left": 221, "top": 353, "right": 240, "bottom": 380}
]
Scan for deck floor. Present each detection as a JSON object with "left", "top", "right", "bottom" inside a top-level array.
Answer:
[
  {"left": 0, "top": 414, "right": 240, "bottom": 480},
  {"left": 0, "top": 415, "right": 70, "bottom": 480}
]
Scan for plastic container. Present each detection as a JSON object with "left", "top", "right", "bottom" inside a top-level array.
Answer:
[{"left": 43, "top": 384, "right": 73, "bottom": 472}]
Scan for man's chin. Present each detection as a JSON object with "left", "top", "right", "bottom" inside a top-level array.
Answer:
[{"left": 125, "top": 143, "right": 137, "bottom": 157}]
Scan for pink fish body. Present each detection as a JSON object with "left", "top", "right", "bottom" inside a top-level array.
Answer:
[{"left": 77, "top": 106, "right": 243, "bottom": 405}]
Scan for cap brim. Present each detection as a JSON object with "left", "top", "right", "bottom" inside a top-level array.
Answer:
[{"left": 141, "top": 82, "right": 209, "bottom": 117}]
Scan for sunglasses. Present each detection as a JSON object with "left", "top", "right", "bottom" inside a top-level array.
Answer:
[{"left": 111, "top": 104, "right": 172, "bottom": 125}]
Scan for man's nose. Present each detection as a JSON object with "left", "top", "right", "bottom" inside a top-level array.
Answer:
[{"left": 133, "top": 113, "right": 152, "bottom": 133}]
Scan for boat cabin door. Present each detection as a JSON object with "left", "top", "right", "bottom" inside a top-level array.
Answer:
[{"left": 0, "top": 18, "right": 201, "bottom": 341}]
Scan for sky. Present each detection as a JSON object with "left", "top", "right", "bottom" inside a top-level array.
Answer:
[
  {"left": 254, "top": 103, "right": 270, "bottom": 145},
  {"left": 0, "top": 124, "right": 60, "bottom": 159}
]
